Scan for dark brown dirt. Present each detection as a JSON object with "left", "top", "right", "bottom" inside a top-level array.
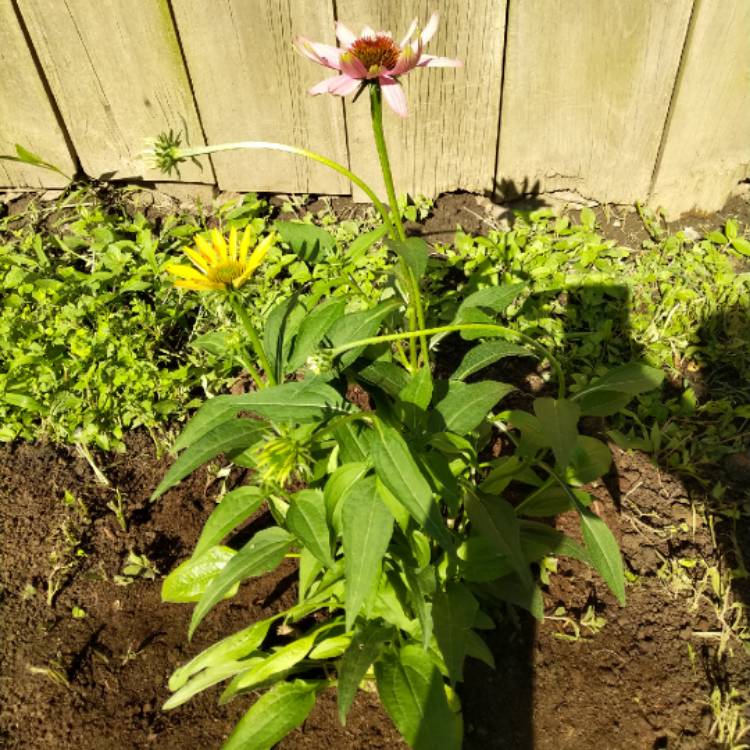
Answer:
[
  {"left": 0, "top": 434, "right": 404, "bottom": 749},
  {"left": 2, "top": 432, "right": 747, "bottom": 749},
  {"left": 465, "top": 446, "right": 750, "bottom": 750}
]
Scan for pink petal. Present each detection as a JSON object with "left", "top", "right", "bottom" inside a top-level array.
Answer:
[
  {"left": 361, "top": 25, "right": 377, "bottom": 38},
  {"left": 329, "top": 74, "right": 361, "bottom": 96},
  {"left": 340, "top": 52, "right": 367, "bottom": 79},
  {"left": 420, "top": 12, "right": 440, "bottom": 45},
  {"left": 416, "top": 54, "right": 463, "bottom": 68},
  {"left": 336, "top": 22, "right": 356, "bottom": 47},
  {"left": 379, "top": 76, "right": 408, "bottom": 117},
  {"left": 308, "top": 73, "right": 361, "bottom": 97},
  {"left": 390, "top": 47, "right": 420, "bottom": 76},
  {"left": 295, "top": 37, "right": 343, "bottom": 70},
  {"left": 309, "top": 77, "right": 336, "bottom": 95},
  {"left": 400, "top": 18, "right": 418, "bottom": 47}
]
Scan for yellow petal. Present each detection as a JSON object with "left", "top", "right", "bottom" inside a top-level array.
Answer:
[
  {"left": 238, "top": 226, "right": 253, "bottom": 264},
  {"left": 229, "top": 226, "right": 238, "bottom": 261},
  {"left": 175, "top": 278, "right": 226, "bottom": 292},
  {"left": 184, "top": 247, "right": 210, "bottom": 272},
  {"left": 166, "top": 263, "right": 206, "bottom": 281},
  {"left": 194, "top": 234, "right": 216, "bottom": 265},
  {"left": 232, "top": 233, "right": 276, "bottom": 289},
  {"left": 246, "top": 232, "right": 276, "bottom": 273},
  {"left": 211, "top": 229, "right": 228, "bottom": 262}
]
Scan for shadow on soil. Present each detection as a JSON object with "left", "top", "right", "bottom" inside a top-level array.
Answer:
[{"left": 460, "top": 265, "right": 750, "bottom": 748}]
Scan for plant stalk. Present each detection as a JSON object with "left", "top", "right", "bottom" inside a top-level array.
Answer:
[
  {"left": 330, "top": 322, "right": 566, "bottom": 397},
  {"left": 178, "top": 141, "right": 393, "bottom": 236},
  {"left": 228, "top": 294, "right": 276, "bottom": 387},
  {"left": 368, "top": 85, "right": 429, "bottom": 367}
]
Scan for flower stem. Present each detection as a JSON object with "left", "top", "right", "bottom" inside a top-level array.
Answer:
[
  {"left": 235, "top": 347, "right": 265, "bottom": 390},
  {"left": 179, "top": 141, "right": 393, "bottom": 235},
  {"left": 330, "top": 322, "right": 566, "bottom": 397},
  {"left": 369, "top": 85, "right": 429, "bottom": 368},
  {"left": 369, "top": 86, "right": 406, "bottom": 242},
  {"left": 228, "top": 294, "right": 276, "bottom": 387}
]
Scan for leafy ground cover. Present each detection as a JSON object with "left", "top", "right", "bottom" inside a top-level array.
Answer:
[
  {"left": 1, "top": 187, "right": 749, "bottom": 748},
  {"left": 0, "top": 187, "right": 386, "bottom": 449}
]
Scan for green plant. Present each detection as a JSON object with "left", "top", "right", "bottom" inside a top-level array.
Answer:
[{"left": 149, "top": 14, "right": 663, "bottom": 748}]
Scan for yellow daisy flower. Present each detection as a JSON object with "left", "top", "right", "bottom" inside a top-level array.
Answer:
[{"left": 166, "top": 227, "right": 277, "bottom": 292}]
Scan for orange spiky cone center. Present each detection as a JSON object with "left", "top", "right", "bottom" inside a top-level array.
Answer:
[{"left": 350, "top": 35, "right": 400, "bottom": 72}]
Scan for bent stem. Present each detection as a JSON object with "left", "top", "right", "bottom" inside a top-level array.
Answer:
[
  {"left": 178, "top": 141, "right": 393, "bottom": 235},
  {"left": 330, "top": 322, "right": 566, "bottom": 398},
  {"left": 228, "top": 294, "right": 276, "bottom": 387},
  {"left": 369, "top": 85, "right": 429, "bottom": 369}
]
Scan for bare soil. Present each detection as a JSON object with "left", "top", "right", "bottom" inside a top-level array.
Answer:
[
  {"left": 1, "top": 189, "right": 749, "bottom": 749},
  {"left": 1, "top": 432, "right": 747, "bottom": 750}
]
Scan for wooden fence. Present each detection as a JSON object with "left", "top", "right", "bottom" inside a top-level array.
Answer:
[{"left": 1, "top": 0, "right": 748, "bottom": 216}]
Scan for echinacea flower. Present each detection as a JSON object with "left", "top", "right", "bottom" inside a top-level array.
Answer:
[
  {"left": 295, "top": 11, "right": 462, "bottom": 117},
  {"left": 166, "top": 228, "right": 276, "bottom": 292}
]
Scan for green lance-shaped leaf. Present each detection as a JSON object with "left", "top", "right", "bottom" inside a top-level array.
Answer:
[
  {"left": 162, "top": 546, "right": 238, "bottom": 603},
  {"left": 287, "top": 297, "right": 346, "bottom": 370},
  {"left": 287, "top": 489, "right": 334, "bottom": 567},
  {"left": 434, "top": 380, "right": 515, "bottom": 435},
  {"left": 168, "top": 616, "right": 276, "bottom": 692},
  {"left": 309, "top": 633, "right": 351, "bottom": 659},
  {"left": 164, "top": 659, "right": 258, "bottom": 711},
  {"left": 452, "top": 340, "right": 533, "bottom": 381},
  {"left": 518, "top": 520, "right": 591, "bottom": 565},
  {"left": 514, "top": 485, "right": 592, "bottom": 517},
  {"left": 464, "top": 490, "right": 532, "bottom": 589},
  {"left": 193, "top": 485, "right": 265, "bottom": 559},
  {"left": 171, "top": 378, "right": 351, "bottom": 455},
  {"left": 189, "top": 527, "right": 292, "bottom": 638},
  {"left": 572, "top": 363, "right": 665, "bottom": 399},
  {"left": 346, "top": 222, "right": 389, "bottom": 262},
  {"left": 338, "top": 622, "right": 393, "bottom": 726},
  {"left": 357, "top": 360, "right": 410, "bottom": 397},
  {"left": 566, "top": 435, "right": 612, "bottom": 485},
  {"left": 275, "top": 220, "right": 335, "bottom": 262},
  {"left": 533, "top": 397, "right": 581, "bottom": 469},
  {"left": 399, "top": 366, "right": 433, "bottom": 410},
  {"left": 375, "top": 645, "right": 462, "bottom": 750},
  {"left": 225, "top": 630, "right": 320, "bottom": 695},
  {"left": 398, "top": 367, "right": 434, "bottom": 432},
  {"left": 464, "top": 629, "right": 495, "bottom": 670},
  {"left": 386, "top": 237, "right": 430, "bottom": 280},
  {"left": 577, "top": 390, "right": 633, "bottom": 417},
  {"left": 324, "top": 461, "right": 370, "bottom": 534},
  {"left": 576, "top": 501, "right": 626, "bottom": 605},
  {"left": 433, "top": 582, "right": 479, "bottom": 683},
  {"left": 152, "top": 419, "right": 265, "bottom": 499},
  {"left": 263, "top": 295, "right": 306, "bottom": 382},
  {"left": 221, "top": 679, "right": 320, "bottom": 750},
  {"left": 507, "top": 410, "right": 549, "bottom": 453},
  {"left": 455, "top": 282, "right": 526, "bottom": 317},
  {"left": 342, "top": 476, "right": 394, "bottom": 630},
  {"left": 480, "top": 574, "right": 545, "bottom": 619},
  {"left": 372, "top": 426, "right": 453, "bottom": 551},
  {"left": 327, "top": 300, "right": 400, "bottom": 368}
]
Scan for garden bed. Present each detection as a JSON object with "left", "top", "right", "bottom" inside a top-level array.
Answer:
[
  {"left": 1, "top": 189, "right": 749, "bottom": 749},
  {"left": 1, "top": 410, "right": 747, "bottom": 749}
]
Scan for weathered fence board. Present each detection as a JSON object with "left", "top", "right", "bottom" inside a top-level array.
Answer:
[
  {"left": 650, "top": 0, "right": 750, "bottom": 216},
  {"left": 0, "top": 1, "right": 75, "bottom": 188},
  {"left": 339, "top": 0, "right": 506, "bottom": 200},
  {"left": 171, "top": 0, "right": 347, "bottom": 194},
  {"left": 15, "top": 0, "right": 211, "bottom": 182},
  {"left": 2, "top": 0, "right": 748, "bottom": 213},
  {"left": 496, "top": 0, "right": 693, "bottom": 205}
]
